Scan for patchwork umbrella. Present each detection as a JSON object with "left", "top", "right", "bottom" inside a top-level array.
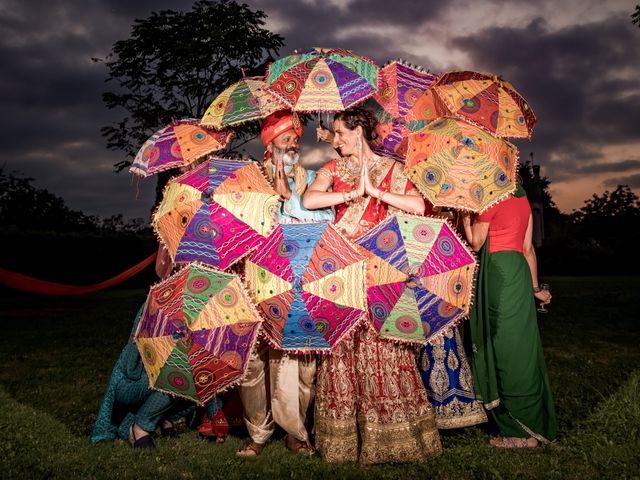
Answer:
[
  {"left": 265, "top": 47, "right": 378, "bottom": 112},
  {"left": 201, "top": 76, "right": 285, "bottom": 129},
  {"left": 245, "top": 222, "right": 367, "bottom": 353},
  {"left": 153, "top": 157, "right": 279, "bottom": 270},
  {"left": 405, "top": 117, "right": 518, "bottom": 212},
  {"left": 135, "top": 263, "right": 262, "bottom": 404},
  {"left": 432, "top": 71, "right": 537, "bottom": 139},
  {"left": 355, "top": 213, "right": 476, "bottom": 345},
  {"left": 364, "top": 60, "right": 437, "bottom": 162},
  {"left": 405, "top": 87, "right": 451, "bottom": 132},
  {"left": 129, "top": 119, "right": 234, "bottom": 177}
]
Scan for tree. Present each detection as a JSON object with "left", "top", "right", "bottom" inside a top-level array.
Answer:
[
  {"left": 99, "top": 0, "right": 284, "bottom": 171},
  {"left": 572, "top": 184, "right": 640, "bottom": 226},
  {"left": 565, "top": 185, "right": 640, "bottom": 274},
  {"left": 0, "top": 168, "right": 95, "bottom": 233},
  {"left": 632, "top": 5, "right": 640, "bottom": 28},
  {"left": 518, "top": 158, "right": 561, "bottom": 221}
]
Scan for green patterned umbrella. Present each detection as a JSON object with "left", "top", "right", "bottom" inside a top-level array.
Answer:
[{"left": 201, "top": 76, "right": 285, "bottom": 129}]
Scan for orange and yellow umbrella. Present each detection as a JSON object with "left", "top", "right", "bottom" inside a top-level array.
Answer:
[
  {"left": 406, "top": 117, "right": 518, "bottom": 212},
  {"left": 432, "top": 71, "right": 537, "bottom": 139}
]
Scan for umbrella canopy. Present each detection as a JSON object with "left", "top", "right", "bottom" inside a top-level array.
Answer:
[
  {"left": 129, "top": 119, "right": 234, "bottom": 177},
  {"left": 405, "top": 117, "right": 518, "bottom": 212},
  {"left": 245, "top": 222, "right": 367, "bottom": 354},
  {"left": 364, "top": 60, "right": 437, "bottom": 162},
  {"left": 265, "top": 47, "right": 378, "bottom": 112},
  {"left": 135, "top": 263, "right": 262, "bottom": 404},
  {"left": 355, "top": 213, "right": 476, "bottom": 345},
  {"left": 405, "top": 87, "right": 450, "bottom": 132},
  {"left": 432, "top": 71, "right": 537, "bottom": 139},
  {"left": 201, "top": 76, "right": 285, "bottom": 129},
  {"left": 153, "top": 157, "right": 279, "bottom": 270}
]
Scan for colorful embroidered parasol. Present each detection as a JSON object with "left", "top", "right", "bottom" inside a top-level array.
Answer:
[
  {"left": 245, "top": 222, "right": 367, "bottom": 353},
  {"left": 355, "top": 213, "right": 476, "bottom": 345},
  {"left": 363, "top": 60, "right": 437, "bottom": 162},
  {"left": 405, "top": 117, "right": 518, "bottom": 212},
  {"left": 432, "top": 71, "right": 537, "bottom": 139},
  {"left": 201, "top": 76, "right": 285, "bottom": 129},
  {"left": 129, "top": 119, "right": 234, "bottom": 177},
  {"left": 264, "top": 47, "right": 378, "bottom": 112},
  {"left": 153, "top": 157, "right": 279, "bottom": 270},
  {"left": 405, "top": 87, "right": 450, "bottom": 132},
  {"left": 135, "top": 263, "right": 262, "bottom": 404}
]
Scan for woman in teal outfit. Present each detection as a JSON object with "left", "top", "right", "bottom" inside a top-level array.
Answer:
[
  {"left": 91, "top": 303, "right": 193, "bottom": 448},
  {"left": 463, "top": 186, "right": 557, "bottom": 448},
  {"left": 92, "top": 246, "right": 193, "bottom": 449}
]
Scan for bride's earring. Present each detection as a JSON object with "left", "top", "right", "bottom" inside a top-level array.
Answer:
[{"left": 356, "top": 135, "right": 362, "bottom": 154}]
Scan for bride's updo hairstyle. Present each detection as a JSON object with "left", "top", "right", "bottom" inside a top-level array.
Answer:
[{"left": 333, "top": 106, "right": 379, "bottom": 146}]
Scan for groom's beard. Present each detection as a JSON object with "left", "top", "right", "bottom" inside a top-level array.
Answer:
[{"left": 272, "top": 146, "right": 300, "bottom": 175}]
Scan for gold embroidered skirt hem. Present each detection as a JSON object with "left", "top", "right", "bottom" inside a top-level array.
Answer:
[
  {"left": 435, "top": 408, "right": 487, "bottom": 429},
  {"left": 315, "top": 413, "right": 442, "bottom": 464}
]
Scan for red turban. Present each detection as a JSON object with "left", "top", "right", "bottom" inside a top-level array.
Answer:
[{"left": 260, "top": 111, "right": 303, "bottom": 146}]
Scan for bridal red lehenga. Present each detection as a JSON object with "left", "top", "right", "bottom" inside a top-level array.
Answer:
[{"left": 313, "top": 156, "right": 442, "bottom": 464}]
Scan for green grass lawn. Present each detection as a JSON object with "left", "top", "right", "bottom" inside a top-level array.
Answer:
[{"left": 1, "top": 277, "right": 639, "bottom": 479}]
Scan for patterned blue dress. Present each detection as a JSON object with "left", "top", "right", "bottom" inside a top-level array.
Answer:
[{"left": 419, "top": 326, "right": 487, "bottom": 429}]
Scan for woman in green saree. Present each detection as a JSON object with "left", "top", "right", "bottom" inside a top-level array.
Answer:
[{"left": 462, "top": 187, "right": 557, "bottom": 448}]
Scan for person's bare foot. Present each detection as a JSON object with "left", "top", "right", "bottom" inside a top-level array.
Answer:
[
  {"left": 236, "top": 441, "right": 266, "bottom": 457},
  {"left": 490, "top": 436, "right": 538, "bottom": 449}
]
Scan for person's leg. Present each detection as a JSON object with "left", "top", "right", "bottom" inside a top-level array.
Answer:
[
  {"left": 237, "top": 342, "right": 274, "bottom": 455},
  {"left": 271, "top": 351, "right": 316, "bottom": 453},
  {"left": 114, "top": 377, "right": 173, "bottom": 448},
  {"left": 488, "top": 253, "right": 557, "bottom": 446}
]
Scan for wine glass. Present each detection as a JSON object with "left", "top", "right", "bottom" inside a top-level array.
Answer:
[{"left": 536, "top": 283, "right": 550, "bottom": 314}]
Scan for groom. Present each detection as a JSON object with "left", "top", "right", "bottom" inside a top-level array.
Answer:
[{"left": 237, "top": 111, "right": 332, "bottom": 457}]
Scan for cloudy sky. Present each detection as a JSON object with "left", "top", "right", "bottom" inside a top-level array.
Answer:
[{"left": 1, "top": 0, "right": 639, "bottom": 220}]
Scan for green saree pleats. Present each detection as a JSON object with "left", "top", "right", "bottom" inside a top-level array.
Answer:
[{"left": 469, "top": 240, "right": 557, "bottom": 442}]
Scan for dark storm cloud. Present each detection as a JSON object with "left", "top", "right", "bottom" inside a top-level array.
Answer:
[
  {"left": 604, "top": 174, "right": 640, "bottom": 189},
  {"left": 1, "top": 0, "right": 638, "bottom": 217},
  {"left": 253, "top": 0, "right": 448, "bottom": 64},
  {"left": 0, "top": 0, "right": 180, "bottom": 219},
  {"left": 577, "top": 160, "right": 640, "bottom": 175},
  {"left": 450, "top": 14, "right": 640, "bottom": 182}
]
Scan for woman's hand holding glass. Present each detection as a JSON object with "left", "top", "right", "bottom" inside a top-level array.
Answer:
[{"left": 534, "top": 283, "right": 551, "bottom": 313}]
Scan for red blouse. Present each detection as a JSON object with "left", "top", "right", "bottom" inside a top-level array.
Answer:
[
  {"left": 476, "top": 195, "right": 531, "bottom": 253},
  {"left": 318, "top": 158, "right": 424, "bottom": 238}
]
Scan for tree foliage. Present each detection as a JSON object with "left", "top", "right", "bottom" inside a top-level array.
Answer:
[
  {"left": 0, "top": 169, "right": 147, "bottom": 234},
  {"left": 632, "top": 5, "right": 640, "bottom": 28},
  {"left": 99, "top": 0, "right": 284, "bottom": 171},
  {"left": 572, "top": 184, "right": 640, "bottom": 232}
]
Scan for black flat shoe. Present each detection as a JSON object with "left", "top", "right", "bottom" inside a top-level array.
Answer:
[{"left": 129, "top": 425, "right": 155, "bottom": 449}]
